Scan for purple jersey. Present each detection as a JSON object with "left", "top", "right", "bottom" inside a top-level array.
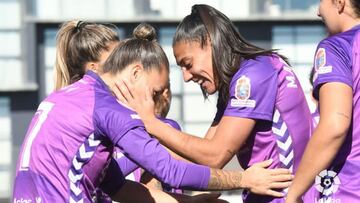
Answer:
[
  {"left": 114, "top": 118, "right": 183, "bottom": 194},
  {"left": 311, "top": 24, "right": 360, "bottom": 202},
  {"left": 13, "top": 71, "right": 209, "bottom": 203},
  {"left": 312, "top": 109, "right": 320, "bottom": 128},
  {"left": 215, "top": 55, "right": 313, "bottom": 202}
]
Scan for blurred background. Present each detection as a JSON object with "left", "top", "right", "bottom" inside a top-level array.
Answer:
[{"left": 0, "top": 0, "right": 326, "bottom": 202}]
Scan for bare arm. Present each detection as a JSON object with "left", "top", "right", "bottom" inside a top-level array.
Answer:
[
  {"left": 115, "top": 79, "right": 252, "bottom": 168},
  {"left": 208, "top": 160, "right": 292, "bottom": 197},
  {"left": 286, "top": 82, "right": 352, "bottom": 202},
  {"left": 114, "top": 79, "right": 293, "bottom": 196},
  {"left": 204, "top": 124, "right": 218, "bottom": 140},
  {"left": 144, "top": 116, "right": 254, "bottom": 169}
]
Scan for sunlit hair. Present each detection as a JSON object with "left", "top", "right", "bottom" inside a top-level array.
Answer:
[
  {"left": 103, "top": 23, "right": 169, "bottom": 75},
  {"left": 154, "top": 82, "right": 171, "bottom": 118},
  {"left": 54, "top": 20, "right": 119, "bottom": 90},
  {"left": 173, "top": 4, "right": 288, "bottom": 103}
]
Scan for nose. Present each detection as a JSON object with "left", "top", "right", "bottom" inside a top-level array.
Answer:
[
  {"left": 181, "top": 67, "right": 193, "bottom": 82},
  {"left": 317, "top": 6, "right": 321, "bottom": 17}
]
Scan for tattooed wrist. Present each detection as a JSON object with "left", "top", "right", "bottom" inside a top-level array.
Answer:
[{"left": 208, "top": 169, "right": 242, "bottom": 190}]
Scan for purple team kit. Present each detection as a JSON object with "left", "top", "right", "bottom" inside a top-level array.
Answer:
[
  {"left": 13, "top": 71, "right": 209, "bottom": 203},
  {"left": 12, "top": 25, "right": 360, "bottom": 203},
  {"left": 215, "top": 55, "right": 313, "bottom": 202},
  {"left": 310, "top": 24, "right": 360, "bottom": 202}
]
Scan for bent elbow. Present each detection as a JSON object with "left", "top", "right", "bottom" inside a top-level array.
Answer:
[
  {"left": 206, "top": 151, "right": 233, "bottom": 169},
  {"left": 321, "top": 119, "right": 350, "bottom": 141}
]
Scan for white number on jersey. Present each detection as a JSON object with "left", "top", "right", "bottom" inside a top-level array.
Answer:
[{"left": 20, "top": 101, "right": 54, "bottom": 170}]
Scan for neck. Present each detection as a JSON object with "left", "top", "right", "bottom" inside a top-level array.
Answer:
[
  {"left": 341, "top": 18, "right": 360, "bottom": 32},
  {"left": 99, "top": 72, "right": 117, "bottom": 92},
  {"left": 340, "top": 6, "right": 360, "bottom": 32}
]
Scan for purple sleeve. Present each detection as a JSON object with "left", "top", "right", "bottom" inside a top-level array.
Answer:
[
  {"left": 223, "top": 60, "right": 277, "bottom": 121},
  {"left": 100, "top": 158, "right": 126, "bottom": 196},
  {"left": 95, "top": 105, "right": 210, "bottom": 189},
  {"left": 312, "top": 39, "right": 353, "bottom": 99},
  {"left": 116, "top": 127, "right": 210, "bottom": 190},
  {"left": 116, "top": 155, "right": 139, "bottom": 176},
  {"left": 96, "top": 109, "right": 210, "bottom": 190}
]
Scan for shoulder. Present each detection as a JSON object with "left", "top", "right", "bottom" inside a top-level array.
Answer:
[
  {"left": 316, "top": 33, "right": 353, "bottom": 57},
  {"left": 94, "top": 94, "right": 144, "bottom": 130},
  {"left": 230, "top": 56, "right": 278, "bottom": 88},
  {"left": 234, "top": 56, "right": 277, "bottom": 80},
  {"left": 314, "top": 35, "right": 353, "bottom": 72}
]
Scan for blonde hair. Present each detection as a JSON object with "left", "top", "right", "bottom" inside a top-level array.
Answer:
[
  {"left": 103, "top": 23, "right": 169, "bottom": 75},
  {"left": 54, "top": 20, "right": 119, "bottom": 90}
]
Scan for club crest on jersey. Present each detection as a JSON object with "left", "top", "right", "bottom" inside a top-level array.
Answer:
[
  {"left": 315, "top": 48, "right": 326, "bottom": 69},
  {"left": 231, "top": 76, "right": 256, "bottom": 108},
  {"left": 235, "top": 76, "right": 251, "bottom": 100}
]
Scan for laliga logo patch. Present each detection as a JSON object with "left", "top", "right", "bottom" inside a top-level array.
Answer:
[
  {"left": 315, "top": 48, "right": 326, "bottom": 69},
  {"left": 235, "top": 76, "right": 251, "bottom": 100},
  {"left": 315, "top": 169, "right": 340, "bottom": 196}
]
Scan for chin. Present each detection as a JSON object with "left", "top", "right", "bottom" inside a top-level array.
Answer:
[{"left": 204, "top": 87, "right": 217, "bottom": 95}]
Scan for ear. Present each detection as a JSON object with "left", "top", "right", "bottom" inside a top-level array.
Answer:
[
  {"left": 85, "top": 62, "right": 100, "bottom": 73},
  {"left": 129, "top": 63, "right": 144, "bottom": 82},
  {"left": 335, "top": 0, "right": 345, "bottom": 13}
]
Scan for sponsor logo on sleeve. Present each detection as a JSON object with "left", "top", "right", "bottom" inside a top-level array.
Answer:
[
  {"left": 231, "top": 76, "right": 256, "bottom": 108},
  {"left": 315, "top": 48, "right": 333, "bottom": 75}
]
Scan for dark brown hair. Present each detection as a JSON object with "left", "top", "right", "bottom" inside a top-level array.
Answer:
[
  {"left": 351, "top": 0, "right": 360, "bottom": 17},
  {"left": 173, "top": 4, "right": 287, "bottom": 103}
]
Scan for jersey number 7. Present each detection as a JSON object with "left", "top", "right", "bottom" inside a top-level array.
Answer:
[{"left": 19, "top": 101, "right": 54, "bottom": 171}]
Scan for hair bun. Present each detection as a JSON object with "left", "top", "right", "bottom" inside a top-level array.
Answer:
[{"left": 133, "top": 23, "right": 157, "bottom": 42}]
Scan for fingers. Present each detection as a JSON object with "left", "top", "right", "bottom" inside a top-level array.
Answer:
[
  {"left": 270, "top": 181, "right": 292, "bottom": 189},
  {"left": 265, "top": 189, "right": 284, "bottom": 198},
  {"left": 116, "top": 81, "right": 130, "bottom": 101},
  {"left": 271, "top": 174, "right": 294, "bottom": 182},
  {"left": 253, "top": 159, "right": 273, "bottom": 168},
  {"left": 269, "top": 168, "right": 292, "bottom": 175},
  {"left": 121, "top": 79, "right": 135, "bottom": 99},
  {"left": 114, "top": 81, "right": 127, "bottom": 103}
]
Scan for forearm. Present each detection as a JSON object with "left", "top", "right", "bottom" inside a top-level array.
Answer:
[
  {"left": 117, "top": 156, "right": 140, "bottom": 176},
  {"left": 207, "top": 169, "right": 243, "bottom": 190},
  {"left": 146, "top": 118, "right": 224, "bottom": 166},
  {"left": 287, "top": 126, "right": 346, "bottom": 200}
]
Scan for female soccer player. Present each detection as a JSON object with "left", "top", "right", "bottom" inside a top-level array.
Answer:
[
  {"left": 52, "top": 20, "right": 221, "bottom": 202},
  {"left": 286, "top": 0, "right": 360, "bottom": 202},
  {"left": 13, "top": 22, "right": 292, "bottom": 203},
  {"left": 116, "top": 4, "right": 313, "bottom": 202}
]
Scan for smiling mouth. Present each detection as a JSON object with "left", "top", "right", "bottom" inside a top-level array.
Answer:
[{"left": 193, "top": 78, "right": 206, "bottom": 87}]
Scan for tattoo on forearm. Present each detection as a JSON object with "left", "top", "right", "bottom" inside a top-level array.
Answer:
[
  {"left": 336, "top": 112, "right": 350, "bottom": 120},
  {"left": 208, "top": 169, "right": 242, "bottom": 190}
]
